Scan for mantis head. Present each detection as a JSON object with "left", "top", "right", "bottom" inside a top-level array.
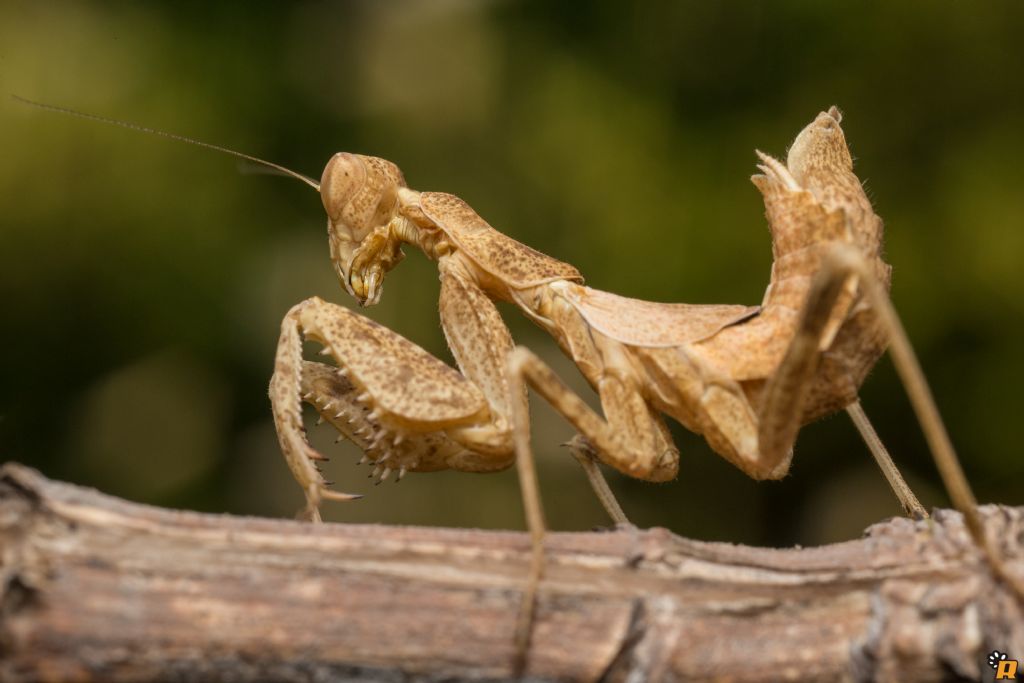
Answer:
[
  {"left": 321, "top": 153, "right": 408, "bottom": 306},
  {"left": 786, "top": 106, "right": 853, "bottom": 185}
]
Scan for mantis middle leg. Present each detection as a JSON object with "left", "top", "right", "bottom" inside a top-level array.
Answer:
[
  {"left": 505, "top": 340, "right": 679, "bottom": 671},
  {"left": 439, "top": 261, "right": 644, "bottom": 672}
]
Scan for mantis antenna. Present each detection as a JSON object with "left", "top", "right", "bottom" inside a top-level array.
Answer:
[{"left": 11, "top": 95, "right": 321, "bottom": 192}]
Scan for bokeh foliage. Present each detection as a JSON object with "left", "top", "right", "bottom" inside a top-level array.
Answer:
[{"left": 2, "top": 1, "right": 1023, "bottom": 546}]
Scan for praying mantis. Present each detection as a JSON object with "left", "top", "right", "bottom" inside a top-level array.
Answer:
[{"left": 16, "top": 96, "right": 1023, "bottom": 674}]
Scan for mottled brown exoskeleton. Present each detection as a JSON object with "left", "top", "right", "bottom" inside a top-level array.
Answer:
[
  {"left": 18, "top": 97, "right": 1021, "bottom": 674},
  {"left": 277, "top": 109, "right": 924, "bottom": 521}
]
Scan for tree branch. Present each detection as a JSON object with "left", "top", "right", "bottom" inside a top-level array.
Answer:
[{"left": 1, "top": 463, "right": 1022, "bottom": 682}]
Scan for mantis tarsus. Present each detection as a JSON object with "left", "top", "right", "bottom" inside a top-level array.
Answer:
[{"left": 17, "top": 95, "right": 1022, "bottom": 674}]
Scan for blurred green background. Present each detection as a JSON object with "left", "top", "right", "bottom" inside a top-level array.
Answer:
[{"left": 3, "top": 1, "right": 1023, "bottom": 547}]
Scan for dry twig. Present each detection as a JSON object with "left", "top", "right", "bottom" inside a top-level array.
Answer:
[{"left": 1, "top": 462, "right": 1022, "bottom": 682}]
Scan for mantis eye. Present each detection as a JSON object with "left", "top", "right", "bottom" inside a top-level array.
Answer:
[
  {"left": 321, "top": 153, "right": 406, "bottom": 245},
  {"left": 321, "top": 153, "right": 367, "bottom": 229}
]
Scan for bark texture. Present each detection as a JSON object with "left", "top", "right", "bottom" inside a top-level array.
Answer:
[{"left": 0, "top": 462, "right": 1022, "bottom": 682}]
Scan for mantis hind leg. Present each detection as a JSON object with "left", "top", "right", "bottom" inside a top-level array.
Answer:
[
  {"left": 845, "top": 399, "right": 925, "bottom": 519},
  {"left": 764, "top": 244, "right": 1024, "bottom": 599},
  {"left": 754, "top": 244, "right": 927, "bottom": 518},
  {"left": 825, "top": 245, "right": 1024, "bottom": 599}
]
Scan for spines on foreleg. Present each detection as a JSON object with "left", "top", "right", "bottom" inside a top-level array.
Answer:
[
  {"left": 300, "top": 360, "right": 466, "bottom": 483},
  {"left": 269, "top": 301, "right": 362, "bottom": 522}
]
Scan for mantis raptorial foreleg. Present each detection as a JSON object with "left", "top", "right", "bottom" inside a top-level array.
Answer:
[
  {"left": 271, "top": 301, "right": 361, "bottom": 520},
  {"left": 299, "top": 360, "right": 473, "bottom": 475},
  {"left": 271, "top": 296, "right": 521, "bottom": 520},
  {"left": 438, "top": 264, "right": 517, "bottom": 422}
]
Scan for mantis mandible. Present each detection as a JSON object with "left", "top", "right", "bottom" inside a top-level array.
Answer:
[{"left": 17, "top": 97, "right": 1023, "bottom": 673}]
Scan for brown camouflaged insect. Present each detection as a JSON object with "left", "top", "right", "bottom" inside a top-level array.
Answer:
[
  {"left": 18, "top": 97, "right": 1021, "bottom": 672},
  {"left": 280, "top": 109, "right": 921, "bottom": 518},
  {"left": 265, "top": 106, "right": 1021, "bottom": 665}
]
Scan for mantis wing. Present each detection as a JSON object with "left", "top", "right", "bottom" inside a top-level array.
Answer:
[{"left": 563, "top": 285, "right": 759, "bottom": 348}]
